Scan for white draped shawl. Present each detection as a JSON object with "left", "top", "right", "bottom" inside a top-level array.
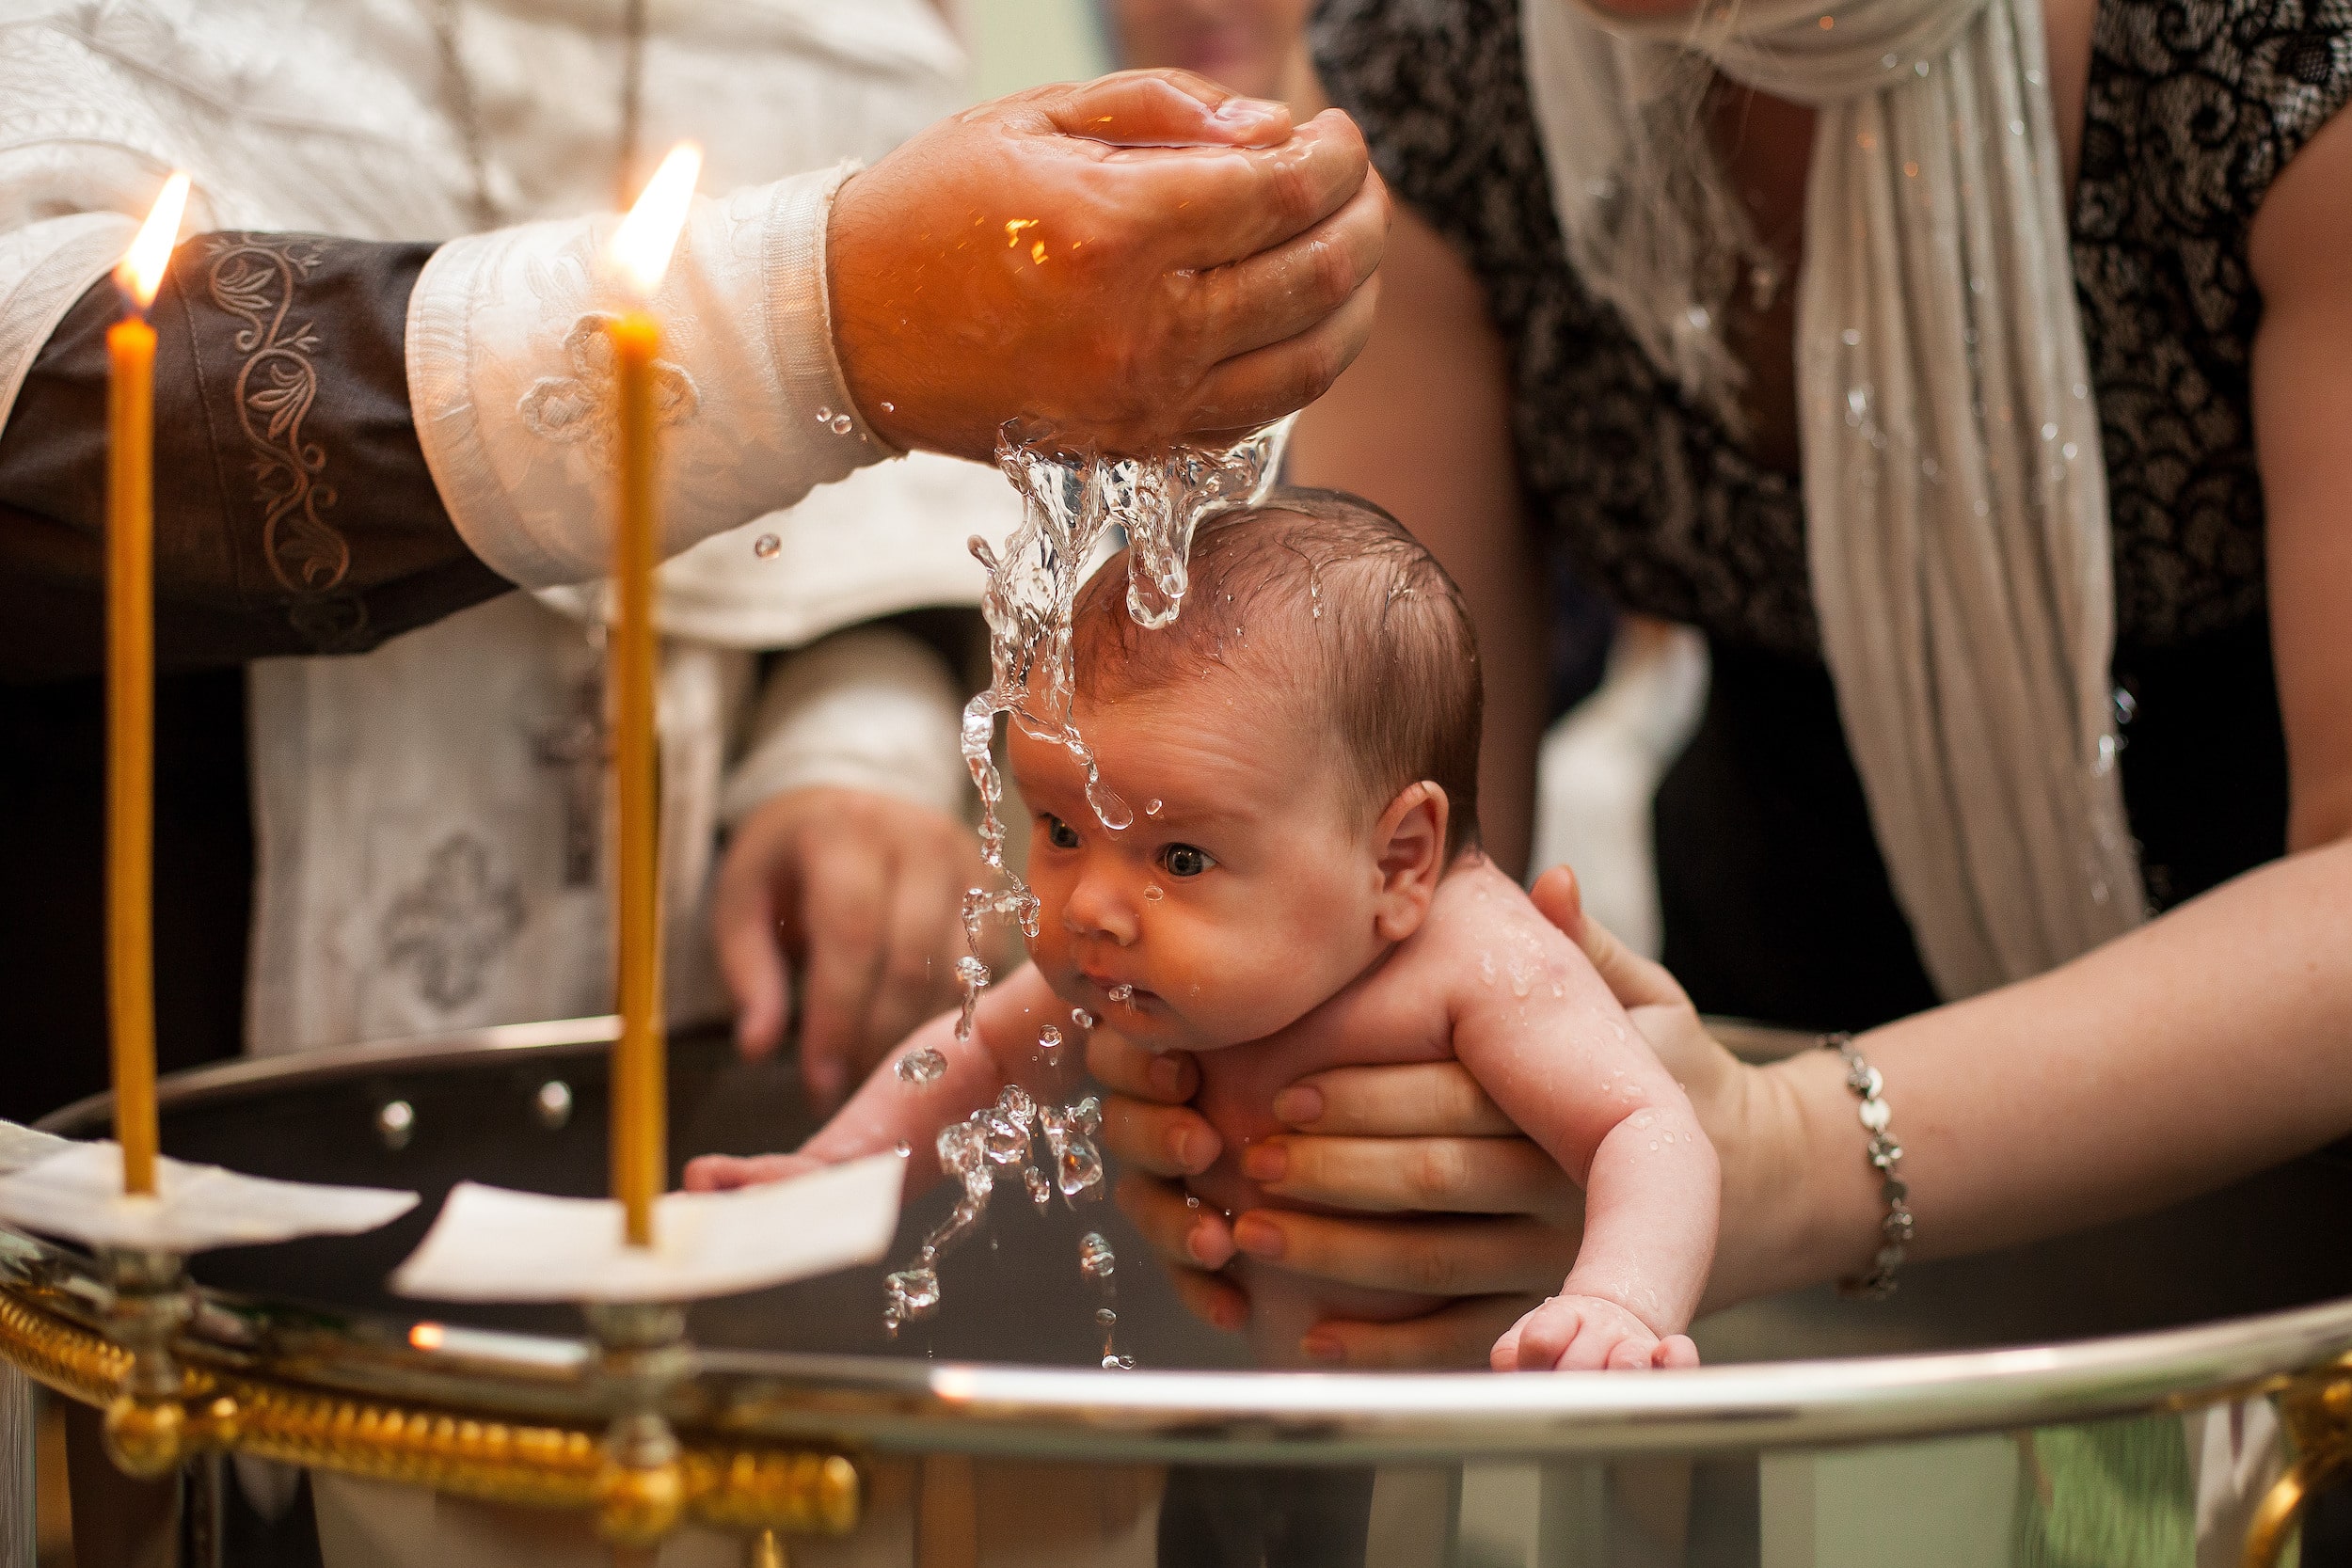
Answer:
[{"left": 1523, "top": 0, "right": 2142, "bottom": 997}]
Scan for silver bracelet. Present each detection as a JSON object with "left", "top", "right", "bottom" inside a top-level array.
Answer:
[{"left": 1822, "top": 1032, "right": 1913, "bottom": 1299}]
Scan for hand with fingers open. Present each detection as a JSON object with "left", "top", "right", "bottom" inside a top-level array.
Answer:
[
  {"left": 714, "top": 784, "right": 1015, "bottom": 1108},
  {"left": 1099, "top": 864, "right": 1761, "bottom": 1370}
]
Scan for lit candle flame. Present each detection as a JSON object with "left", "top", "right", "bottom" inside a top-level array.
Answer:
[
  {"left": 609, "top": 143, "right": 702, "bottom": 301},
  {"left": 116, "top": 172, "right": 191, "bottom": 311}
]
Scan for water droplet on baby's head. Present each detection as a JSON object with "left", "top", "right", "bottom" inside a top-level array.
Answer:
[{"left": 753, "top": 533, "right": 781, "bottom": 561}]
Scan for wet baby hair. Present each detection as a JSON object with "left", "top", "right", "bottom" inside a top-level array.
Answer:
[{"left": 1072, "top": 486, "right": 1484, "bottom": 858}]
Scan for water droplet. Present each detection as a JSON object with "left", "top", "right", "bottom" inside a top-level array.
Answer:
[
  {"left": 1072, "top": 1008, "right": 1096, "bottom": 1031},
  {"left": 753, "top": 532, "right": 781, "bottom": 561},
  {"left": 1143, "top": 884, "right": 1164, "bottom": 902},
  {"left": 1106, "top": 983, "right": 1134, "bottom": 1004},
  {"left": 1184, "top": 1195, "right": 1202, "bottom": 1211},
  {"left": 815, "top": 405, "right": 833, "bottom": 423},
  {"left": 1841, "top": 328, "right": 1861, "bottom": 347},
  {"left": 896, "top": 1047, "right": 947, "bottom": 1086},
  {"left": 884, "top": 1267, "right": 940, "bottom": 1323},
  {"left": 1096, "top": 1307, "right": 1118, "bottom": 1326},
  {"left": 1037, "top": 1024, "right": 1063, "bottom": 1054},
  {"left": 894, "top": 1140, "right": 912, "bottom": 1158},
  {"left": 879, "top": 401, "right": 895, "bottom": 414},
  {"left": 1145, "top": 798, "right": 1163, "bottom": 816},
  {"left": 1101, "top": 1354, "right": 1137, "bottom": 1370},
  {"left": 1078, "top": 1231, "right": 1117, "bottom": 1281},
  {"left": 1025, "top": 1167, "right": 1051, "bottom": 1205},
  {"left": 830, "top": 414, "right": 854, "bottom": 436},
  {"left": 968, "top": 535, "right": 999, "bottom": 571}
]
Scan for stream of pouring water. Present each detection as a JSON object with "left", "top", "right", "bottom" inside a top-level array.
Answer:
[{"left": 882, "top": 420, "right": 1289, "bottom": 1361}]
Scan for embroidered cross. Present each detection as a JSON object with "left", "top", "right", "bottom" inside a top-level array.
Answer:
[
  {"left": 530, "top": 669, "right": 608, "bottom": 889},
  {"left": 381, "top": 833, "right": 526, "bottom": 1011}
]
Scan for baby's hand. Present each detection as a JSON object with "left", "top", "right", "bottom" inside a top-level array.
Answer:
[
  {"left": 1491, "top": 1294, "right": 1698, "bottom": 1372},
  {"left": 680, "top": 1152, "right": 826, "bottom": 1193}
]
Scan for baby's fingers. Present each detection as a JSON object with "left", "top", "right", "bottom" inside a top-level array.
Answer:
[
  {"left": 682, "top": 1152, "right": 819, "bottom": 1192},
  {"left": 1653, "top": 1335, "right": 1700, "bottom": 1370}
]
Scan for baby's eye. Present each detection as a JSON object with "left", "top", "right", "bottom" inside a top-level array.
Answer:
[
  {"left": 1160, "top": 844, "right": 1215, "bottom": 878},
  {"left": 1043, "top": 814, "right": 1080, "bottom": 850}
]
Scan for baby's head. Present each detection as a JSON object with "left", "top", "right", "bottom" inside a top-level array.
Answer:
[{"left": 1006, "top": 488, "right": 1482, "bottom": 1053}]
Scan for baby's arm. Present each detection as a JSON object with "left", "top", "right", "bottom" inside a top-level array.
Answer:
[
  {"left": 1450, "top": 901, "right": 1718, "bottom": 1371},
  {"left": 684, "top": 963, "right": 1060, "bottom": 1190}
]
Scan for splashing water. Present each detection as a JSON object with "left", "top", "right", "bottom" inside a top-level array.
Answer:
[
  {"left": 896, "top": 1047, "right": 947, "bottom": 1086},
  {"left": 887, "top": 421, "right": 1287, "bottom": 1357},
  {"left": 1078, "top": 1231, "right": 1133, "bottom": 1368},
  {"left": 953, "top": 421, "right": 1289, "bottom": 977},
  {"left": 881, "top": 1086, "right": 1111, "bottom": 1338}
]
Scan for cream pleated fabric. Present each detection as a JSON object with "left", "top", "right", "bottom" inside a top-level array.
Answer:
[{"left": 1524, "top": 0, "right": 2143, "bottom": 998}]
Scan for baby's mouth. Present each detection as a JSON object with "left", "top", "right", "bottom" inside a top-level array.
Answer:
[{"left": 1083, "top": 972, "right": 1155, "bottom": 1009}]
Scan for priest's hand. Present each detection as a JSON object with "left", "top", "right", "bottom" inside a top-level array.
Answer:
[
  {"left": 714, "top": 785, "right": 990, "bottom": 1108},
  {"left": 829, "top": 69, "right": 1388, "bottom": 459}
]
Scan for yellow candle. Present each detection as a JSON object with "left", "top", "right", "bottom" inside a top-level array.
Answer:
[
  {"left": 607, "top": 308, "right": 662, "bottom": 1245},
  {"left": 106, "top": 173, "right": 190, "bottom": 1198},
  {"left": 605, "top": 144, "right": 700, "bottom": 1247}
]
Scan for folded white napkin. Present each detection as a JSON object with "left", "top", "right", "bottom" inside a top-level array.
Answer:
[
  {"left": 389, "top": 1154, "right": 901, "bottom": 1304},
  {"left": 0, "top": 1139, "right": 417, "bottom": 1251}
]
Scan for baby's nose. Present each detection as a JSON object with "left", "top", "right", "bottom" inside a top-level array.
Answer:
[{"left": 1062, "top": 868, "right": 1139, "bottom": 945}]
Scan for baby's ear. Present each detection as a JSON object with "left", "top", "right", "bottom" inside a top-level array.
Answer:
[{"left": 1371, "top": 782, "right": 1449, "bottom": 942}]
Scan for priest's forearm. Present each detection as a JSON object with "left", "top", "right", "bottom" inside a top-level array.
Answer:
[{"left": 0, "top": 235, "right": 510, "bottom": 677}]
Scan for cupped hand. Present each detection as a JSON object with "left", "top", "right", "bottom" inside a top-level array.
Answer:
[
  {"left": 714, "top": 784, "right": 999, "bottom": 1108},
  {"left": 829, "top": 69, "right": 1389, "bottom": 459}
]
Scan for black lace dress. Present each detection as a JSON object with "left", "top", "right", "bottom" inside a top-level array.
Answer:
[{"left": 1315, "top": 0, "right": 2352, "bottom": 1029}]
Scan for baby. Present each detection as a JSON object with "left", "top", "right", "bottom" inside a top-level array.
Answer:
[{"left": 689, "top": 491, "right": 1716, "bottom": 1370}]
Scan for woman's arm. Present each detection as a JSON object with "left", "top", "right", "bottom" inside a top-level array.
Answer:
[
  {"left": 1730, "top": 98, "right": 2352, "bottom": 1300},
  {"left": 1288, "top": 200, "right": 1549, "bottom": 878}
]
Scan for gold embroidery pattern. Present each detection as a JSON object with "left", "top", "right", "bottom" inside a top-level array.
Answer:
[{"left": 205, "top": 234, "right": 352, "bottom": 597}]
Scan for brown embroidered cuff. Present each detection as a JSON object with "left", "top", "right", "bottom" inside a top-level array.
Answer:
[{"left": 0, "top": 232, "right": 512, "bottom": 678}]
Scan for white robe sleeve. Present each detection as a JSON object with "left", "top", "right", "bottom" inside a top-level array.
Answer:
[
  {"left": 720, "top": 625, "right": 969, "bottom": 826},
  {"left": 405, "top": 164, "right": 892, "bottom": 590}
]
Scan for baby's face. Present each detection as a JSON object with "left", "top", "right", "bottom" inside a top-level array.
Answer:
[{"left": 1006, "top": 680, "right": 1391, "bottom": 1054}]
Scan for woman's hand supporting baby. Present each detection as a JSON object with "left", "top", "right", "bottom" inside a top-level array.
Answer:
[{"left": 1101, "top": 859, "right": 1714, "bottom": 1370}]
